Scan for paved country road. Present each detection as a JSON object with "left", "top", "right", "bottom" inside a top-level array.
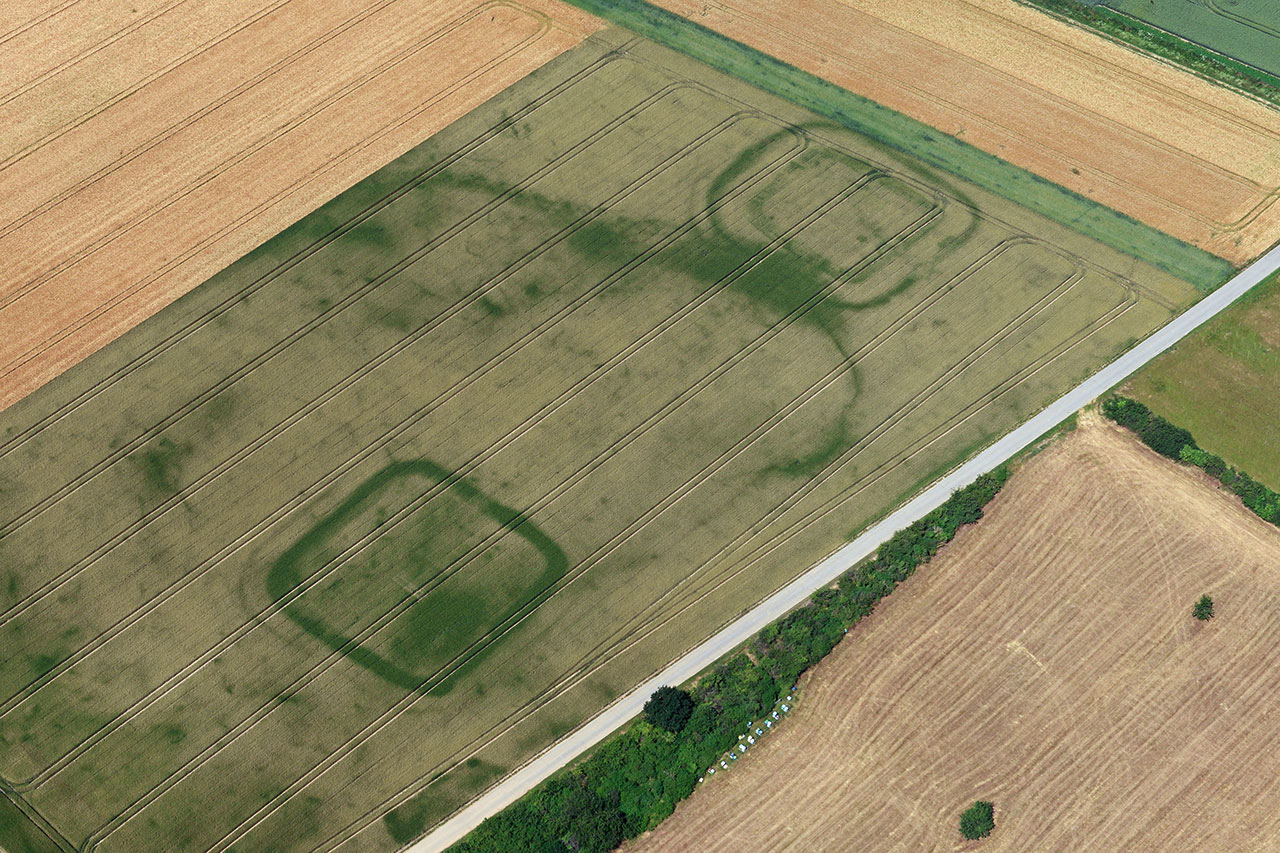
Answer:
[{"left": 410, "top": 241, "right": 1280, "bottom": 853}]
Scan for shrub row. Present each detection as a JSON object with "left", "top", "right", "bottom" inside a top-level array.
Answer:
[
  {"left": 449, "top": 466, "right": 1010, "bottom": 853},
  {"left": 1020, "top": 0, "right": 1280, "bottom": 110},
  {"left": 1103, "top": 396, "right": 1280, "bottom": 524}
]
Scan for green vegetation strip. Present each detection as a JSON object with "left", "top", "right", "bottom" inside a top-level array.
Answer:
[
  {"left": 447, "top": 469, "right": 1009, "bottom": 852},
  {"left": 0, "top": 792, "right": 68, "bottom": 853},
  {"left": 1103, "top": 396, "right": 1280, "bottom": 526},
  {"left": 1020, "top": 0, "right": 1280, "bottom": 109},
  {"left": 1126, "top": 271, "right": 1280, "bottom": 490},
  {"left": 563, "top": 0, "right": 1232, "bottom": 288}
]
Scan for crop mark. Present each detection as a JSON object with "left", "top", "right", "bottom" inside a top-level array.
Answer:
[
  {"left": 3, "top": 110, "right": 811, "bottom": 790},
  {"left": 319, "top": 241, "right": 1138, "bottom": 849},
  {"left": 0, "top": 63, "right": 702, "bottom": 628}
]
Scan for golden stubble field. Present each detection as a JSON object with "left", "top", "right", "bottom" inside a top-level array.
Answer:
[
  {"left": 0, "top": 31, "right": 1198, "bottom": 852},
  {"left": 654, "top": 0, "right": 1280, "bottom": 266},
  {"left": 637, "top": 415, "right": 1280, "bottom": 851},
  {"left": 0, "top": 0, "right": 601, "bottom": 411}
]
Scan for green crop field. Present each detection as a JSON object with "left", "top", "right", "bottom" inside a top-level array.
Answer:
[
  {"left": 1128, "top": 271, "right": 1280, "bottom": 490},
  {"left": 1098, "top": 0, "right": 1280, "bottom": 78},
  {"left": 0, "top": 31, "right": 1197, "bottom": 853}
]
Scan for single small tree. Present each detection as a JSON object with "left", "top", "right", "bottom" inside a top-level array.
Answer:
[
  {"left": 959, "top": 800, "right": 995, "bottom": 840},
  {"left": 643, "top": 686, "right": 695, "bottom": 733},
  {"left": 1193, "top": 594, "right": 1214, "bottom": 621}
]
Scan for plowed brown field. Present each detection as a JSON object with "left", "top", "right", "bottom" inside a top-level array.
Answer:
[
  {"left": 655, "top": 0, "right": 1280, "bottom": 266},
  {"left": 0, "top": 0, "right": 600, "bottom": 412},
  {"left": 635, "top": 415, "right": 1280, "bottom": 852}
]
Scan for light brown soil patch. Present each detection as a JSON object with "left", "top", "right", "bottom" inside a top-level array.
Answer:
[
  {"left": 0, "top": 0, "right": 600, "bottom": 412},
  {"left": 656, "top": 0, "right": 1280, "bottom": 265},
  {"left": 635, "top": 415, "right": 1280, "bottom": 851}
]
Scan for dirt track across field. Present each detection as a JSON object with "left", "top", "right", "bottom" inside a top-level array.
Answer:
[
  {"left": 634, "top": 415, "right": 1280, "bottom": 851},
  {"left": 0, "top": 0, "right": 600, "bottom": 412},
  {"left": 656, "top": 0, "right": 1280, "bottom": 266}
]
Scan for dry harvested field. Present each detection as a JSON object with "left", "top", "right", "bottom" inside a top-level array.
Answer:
[
  {"left": 0, "top": 29, "right": 1197, "bottom": 853},
  {"left": 637, "top": 416, "right": 1280, "bottom": 852},
  {"left": 654, "top": 0, "right": 1280, "bottom": 265},
  {"left": 0, "top": 0, "right": 601, "bottom": 412}
]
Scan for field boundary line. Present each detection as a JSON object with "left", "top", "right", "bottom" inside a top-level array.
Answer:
[
  {"left": 0, "top": 86, "right": 765, "bottom": 705},
  {"left": 328, "top": 243, "right": 1135, "bottom": 851},
  {"left": 0, "top": 44, "right": 638, "bottom": 527},
  {"left": 0, "top": 2, "right": 550, "bottom": 372},
  {"left": 0, "top": 83, "right": 742, "bottom": 643},
  {"left": 599, "top": 245, "right": 1098, "bottom": 645},
  {"left": 707, "top": 0, "right": 1280, "bottom": 230},
  {"left": 407, "top": 238, "right": 1280, "bottom": 853},
  {"left": 199, "top": 174, "right": 933, "bottom": 852},
  {"left": 644, "top": 263, "right": 1130, "bottom": 625},
  {"left": 1029, "top": 3, "right": 1280, "bottom": 108},
  {"left": 8, "top": 110, "right": 808, "bottom": 792},
  {"left": 82, "top": 158, "right": 879, "bottom": 849},
  {"left": 0, "top": 28, "right": 568, "bottom": 633},
  {"left": 608, "top": 34, "right": 1197, "bottom": 303}
]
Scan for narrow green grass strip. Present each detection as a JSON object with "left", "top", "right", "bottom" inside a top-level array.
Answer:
[
  {"left": 566, "top": 0, "right": 1235, "bottom": 289},
  {"left": 1021, "top": 0, "right": 1280, "bottom": 108}
]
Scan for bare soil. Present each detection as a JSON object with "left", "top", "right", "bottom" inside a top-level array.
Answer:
[
  {"left": 636, "top": 415, "right": 1280, "bottom": 851},
  {"left": 655, "top": 0, "right": 1280, "bottom": 266},
  {"left": 0, "top": 0, "right": 601, "bottom": 411}
]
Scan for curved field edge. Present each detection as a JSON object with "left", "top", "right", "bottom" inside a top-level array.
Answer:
[
  {"left": 1018, "top": 0, "right": 1280, "bottom": 109},
  {"left": 0, "top": 31, "right": 1198, "bottom": 853},
  {"left": 560, "top": 0, "right": 1233, "bottom": 288}
]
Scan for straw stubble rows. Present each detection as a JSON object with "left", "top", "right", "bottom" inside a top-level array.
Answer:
[{"left": 0, "top": 31, "right": 1195, "bottom": 853}]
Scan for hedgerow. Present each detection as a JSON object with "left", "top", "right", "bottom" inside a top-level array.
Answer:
[
  {"left": 1104, "top": 395, "right": 1280, "bottom": 525},
  {"left": 448, "top": 467, "right": 1010, "bottom": 852}
]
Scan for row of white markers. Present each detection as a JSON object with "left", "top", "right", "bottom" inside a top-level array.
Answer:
[{"left": 698, "top": 692, "right": 795, "bottom": 783}]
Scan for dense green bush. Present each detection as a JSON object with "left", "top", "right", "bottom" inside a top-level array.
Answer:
[
  {"left": 1193, "top": 594, "right": 1214, "bottom": 621},
  {"left": 1107, "top": 396, "right": 1280, "bottom": 528},
  {"left": 959, "top": 800, "right": 996, "bottom": 840},
  {"left": 643, "top": 687, "right": 696, "bottom": 733},
  {"left": 449, "top": 468, "right": 1010, "bottom": 853}
]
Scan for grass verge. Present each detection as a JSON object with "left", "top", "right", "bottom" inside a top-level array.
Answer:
[{"left": 565, "top": 0, "right": 1233, "bottom": 288}]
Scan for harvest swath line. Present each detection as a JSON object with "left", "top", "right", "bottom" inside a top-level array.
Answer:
[
  {"left": 0, "top": 0, "right": 194, "bottom": 106},
  {"left": 11, "top": 118, "right": 818, "bottom": 787},
  {"left": 0, "top": 0, "right": 295, "bottom": 168},
  {"left": 705, "top": 0, "right": 1280, "bottom": 234},
  {"left": 0, "top": 0, "right": 462, "bottom": 237},
  {"left": 0, "top": 6, "right": 553, "bottom": 377},
  {"left": 85, "top": 156, "right": 893, "bottom": 845},
  {"left": 0, "top": 33, "right": 1199, "bottom": 851},
  {"left": 270, "top": 234, "right": 1127, "bottom": 849}
]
